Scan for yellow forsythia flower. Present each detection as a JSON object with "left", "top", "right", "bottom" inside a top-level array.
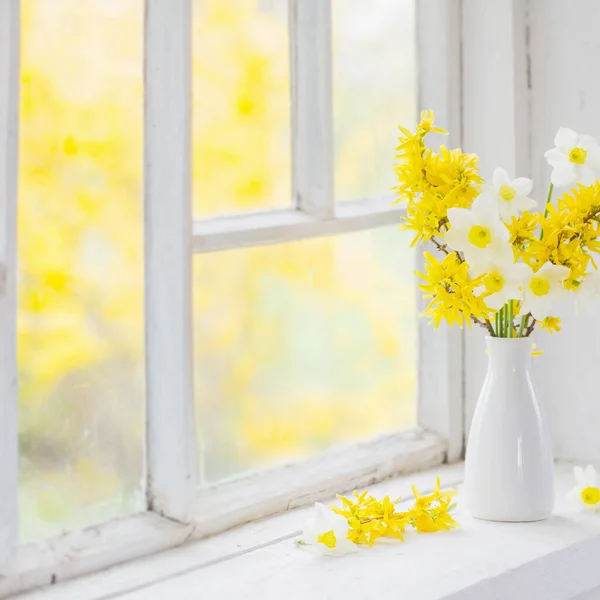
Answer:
[
  {"left": 416, "top": 251, "right": 491, "bottom": 328},
  {"left": 394, "top": 110, "right": 482, "bottom": 246},
  {"left": 333, "top": 490, "right": 409, "bottom": 546},
  {"left": 321, "top": 477, "right": 459, "bottom": 549},
  {"left": 506, "top": 211, "right": 539, "bottom": 247},
  {"left": 410, "top": 477, "right": 459, "bottom": 533},
  {"left": 539, "top": 316, "right": 562, "bottom": 335},
  {"left": 521, "top": 184, "right": 600, "bottom": 285}
]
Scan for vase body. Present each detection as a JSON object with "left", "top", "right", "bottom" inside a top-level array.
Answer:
[{"left": 465, "top": 336, "right": 554, "bottom": 522}]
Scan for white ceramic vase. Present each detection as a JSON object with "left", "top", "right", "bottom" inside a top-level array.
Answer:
[{"left": 465, "top": 336, "right": 554, "bottom": 522}]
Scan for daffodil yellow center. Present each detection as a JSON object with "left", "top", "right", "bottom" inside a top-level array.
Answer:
[
  {"left": 499, "top": 185, "right": 516, "bottom": 201},
  {"left": 484, "top": 272, "right": 504, "bottom": 293},
  {"left": 569, "top": 147, "right": 588, "bottom": 164},
  {"left": 581, "top": 487, "right": 600, "bottom": 505},
  {"left": 468, "top": 226, "right": 492, "bottom": 249},
  {"left": 529, "top": 277, "right": 550, "bottom": 297},
  {"left": 317, "top": 530, "right": 337, "bottom": 548}
]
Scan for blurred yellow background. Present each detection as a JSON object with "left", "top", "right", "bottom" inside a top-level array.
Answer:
[{"left": 18, "top": 0, "right": 416, "bottom": 541}]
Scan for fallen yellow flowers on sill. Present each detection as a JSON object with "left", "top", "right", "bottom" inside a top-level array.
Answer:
[{"left": 297, "top": 477, "right": 459, "bottom": 555}]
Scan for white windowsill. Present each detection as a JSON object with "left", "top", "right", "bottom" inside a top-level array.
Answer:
[
  {"left": 1, "top": 429, "right": 445, "bottom": 599},
  {"left": 13, "top": 462, "right": 600, "bottom": 600}
]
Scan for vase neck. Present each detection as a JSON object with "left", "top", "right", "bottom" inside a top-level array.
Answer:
[{"left": 485, "top": 337, "right": 532, "bottom": 372}]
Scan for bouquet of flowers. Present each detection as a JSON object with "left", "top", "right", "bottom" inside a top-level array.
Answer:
[{"left": 395, "top": 110, "right": 600, "bottom": 337}]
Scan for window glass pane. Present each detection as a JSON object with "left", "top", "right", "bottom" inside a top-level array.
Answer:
[
  {"left": 194, "top": 227, "right": 416, "bottom": 483},
  {"left": 333, "top": 0, "right": 416, "bottom": 200},
  {"left": 192, "top": 0, "right": 291, "bottom": 218},
  {"left": 19, "top": 0, "right": 145, "bottom": 541}
]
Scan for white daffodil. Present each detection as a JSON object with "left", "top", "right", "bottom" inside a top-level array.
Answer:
[
  {"left": 571, "top": 271, "right": 600, "bottom": 313},
  {"left": 544, "top": 127, "right": 600, "bottom": 188},
  {"left": 567, "top": 465, "right": 600, "bottom": 512},
  {"left": 472, "top": 258, "right": 531, "bottom": 310},
  {"left": 521, "top": 262, "right": 570, "bottom": 320},
  {"left": 300, "top": 502, "right": 357, "bottom": 555},
  {"left": 479, "top": 167, "right": 537, "bottom": 222},
  {"left": 444, "top": 194, "right": 513, "bottom": 265}
]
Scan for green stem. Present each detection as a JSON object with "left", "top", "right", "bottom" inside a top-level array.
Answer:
[
  {"left": 499, "top": 306, "right": 505, "bottom": 338},
  {"left": 508, "top": 300, "right": 514, "bottom": 338},
  {"left": 518, "top": 315, "right": 526, "bottom": 338},
  {"left": 540, "top": 183, "right": 554, "bottom": 240},
  {"left": 495, "top": 311, "right": 499, "bottom": 337}
]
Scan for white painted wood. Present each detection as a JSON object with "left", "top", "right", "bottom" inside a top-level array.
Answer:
[
  {"left": 21, "top": 464, "right": 600, "bottom": 600},
  {"left": 461, "top": 0, "right": 530, "bottom": 437},
  {"left": 0, "top": 513, "right": 192, "bottom": 599},
  {"left": 416, "top": 0, "right": 465, "bottom": 462},
  {"left": 527, "top": 0, "right": 600, "bottom": 463},
  {"left": 192, "top": 196, "right": 403, "bottom": 253},
  {"left": 289, "top": 0, "right": 334, "bottom": 218},
  {"left": 192, "top": 429, "right": 445, "bottom": 538},
  {"left": 80, "top": 465, "right": 600, "bottom": 600},
  {"left": 14, "top": 463, "right": 465, "bottom": 600},
  {"left": 144, "top": 0, "right": 198, "bottom": 521},
  {"left": 0, "top": 0, "right": 19, "bottom": 575},
  {"left": 4, "top": 435, "right": 448, "bottom": 599}
]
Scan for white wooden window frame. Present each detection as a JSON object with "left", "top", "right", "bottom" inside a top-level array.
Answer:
[{"left": 0, "top": 0, "right": 465, "bottom": 596}]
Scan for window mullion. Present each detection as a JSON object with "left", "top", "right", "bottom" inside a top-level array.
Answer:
[
  {"left": 416, "top": 0, "right": 464, "bottom": 462},
  {"left": 289, "top": 0, "right": 335, "bottom": 219},
  {"left": 0, "top": 0, "right": 19, "bottom": 570},
  {"left": 144, "top": 0, "right": 198, "bottom": 521}
]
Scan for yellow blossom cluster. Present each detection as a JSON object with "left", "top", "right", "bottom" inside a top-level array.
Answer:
[
  {"left": 507, "top": 211, "right": 540, "bottom": 249},
  {"left": 521, "top": 183, "right": 600, "bottom": 284},
  {"left": 540, "top": 316, "right": 562, "bottom": 335},
  {"left": 332, "top": 477, "right": 459, "bottom": 547},
  {"left": 394, "top": 110, "right": 483, "bottom": 246},
  {"left": 416, "top": 251, "right": 492, "bottom": 330}
]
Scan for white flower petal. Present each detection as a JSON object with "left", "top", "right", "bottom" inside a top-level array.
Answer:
[
  {"left": 498, "top": 200, "right": 519, "bottom": 223},
  {"left": 472, "top": 193, "right": 501, "bottom": 221},
  {"left": 512, "top": 177, "right": 533, "bottom": 197},
  {"left": 539, "top": 262, "right": 570, "bottom": 283},
  {"left": 544, "top": 147, "right": 567, "bottom": 167},
  {"left": 443, "top": 227, "right": 467, "bottom": 253},
  {"left": 447, "top": 207, "right": 474, "bottom": 231},
  {"left": 555, "top": 127, "right": 578, "bottom": 151},
  {"left": 514, "top": 196, "right": 538, "bottom": 212},
  {"left": 521, "top": 294, "right": 553, "bottom": 320},
  {"left": 493, "top": 242, "right": 514, "bottom": 265},
  {"left": 550, "top": 161, "right": 577, "bottom": 188},
  {"left": 584, "top": 464, "right": 598, "bottom": 487},
  {"left": 578, "top": 134, "right": 598, "bottom": 151},
  {"left": 492, "top": 167, "right": 511, "bottom": 189},
  {"left": 470, "top": 256, "right": 511, "bottom": 277},
  {"left": 586, "top": 147, "right": 600, "bottom": 170},
  {"left": 490, "top": 220, "right": 511, "bottom": 244},
  {"left": 489, "top": 284, "right": 521, "bottom": 309},
  {"left": 469, "top": 263, "right": 487, "bottom": 278},
  {"left": 574, "top": 466, "right": 587, "bottom": 488},
  {"left": 578, "top": 163, "right": 597, "bottom": 186},
  {"left": 503, "top": 282, "right": 525, "bottom": 302},
  {"left": 485, "top": 291, "right": 509, "bottom": 310},
  {"left": 506, "top": 262, "right": 532, "bottom": 286},
  {"left": 302, "top": 502, "right": 356, "bottom": 555}
]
